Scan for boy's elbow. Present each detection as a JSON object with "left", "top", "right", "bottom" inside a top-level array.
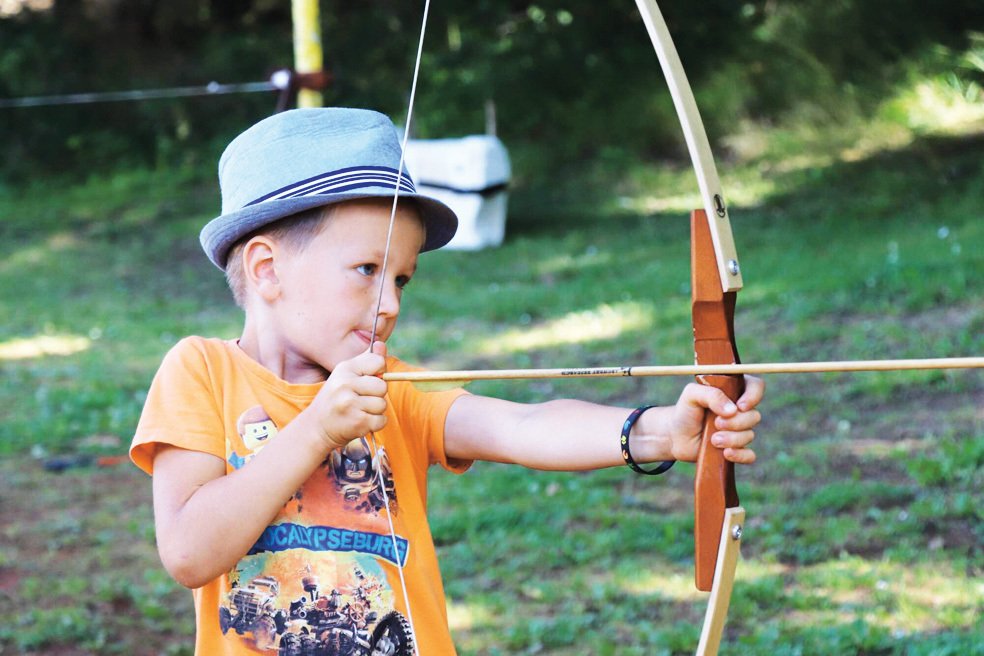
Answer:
[
  {"left": 159, "top": 545, "right": 218, "bottom": 590},
  {"left": 169, "top": 565, "right": 211, "bottom": 590}
]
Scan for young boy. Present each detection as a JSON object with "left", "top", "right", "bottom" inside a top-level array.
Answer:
[{"left": 130, "top": 108, "right": 764, "bottom": 656}]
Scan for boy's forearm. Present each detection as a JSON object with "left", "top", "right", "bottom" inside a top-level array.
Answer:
[
  {"left": 448, "top": 397, "right": 676, "bottom": 471},
  {"left": 154, "top": 411, "right": 331, "bottom": 588},
  {"left": 516, "top": 400, "right": 676, "bottom": 470}
]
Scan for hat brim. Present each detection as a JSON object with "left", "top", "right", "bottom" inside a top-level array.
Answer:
[{"left": 200, "top": 188, "right": 458, "bottom": 269}]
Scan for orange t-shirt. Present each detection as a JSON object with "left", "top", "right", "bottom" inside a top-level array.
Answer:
[{"left": 131, "top": 336, "right": 468, "bottom": 656}]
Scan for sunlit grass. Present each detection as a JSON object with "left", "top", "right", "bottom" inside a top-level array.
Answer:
[
  {"left": 0, "top": 333, "right": 91, "bottom": 360},
  {"left": 898, "top": 78, "right": 984, "bottom": 131},
  {"left": 883, "top": 34, "right": 984, "bottom": 135},
  {"left": 447, "top": 600, "right": 495, "bottom": 633},
  {"left": 789, "top": 558, "right": 981, "bottom": 632},
  {"left": 618, "top": 568, "right": 706, "bottom": 602},
  {"left": 476, "top": 301, "right": 653, "bottom": 355},
  {"left": 0, "top": 0, "right": 52, "bottom": 19},
  {"left": 1, "top": 232, "right": 81, "bottom": 273},
  {"left": 623, "top": 53, "right": 984, "bottom": 228}
]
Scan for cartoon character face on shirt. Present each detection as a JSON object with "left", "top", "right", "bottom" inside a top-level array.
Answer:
[
  {"left": 332, "top": 438, "right": 374, "bottom": 488},
  {"left": 329, "top": 438, "right": 396, "bottom": 515},
  {"left": 237, "top": 405, "right": 279, "bottom": 452}
]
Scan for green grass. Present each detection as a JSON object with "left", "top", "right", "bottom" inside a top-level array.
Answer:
[{"left": 0, "top": 112, "right": 982, "bottom": 653}]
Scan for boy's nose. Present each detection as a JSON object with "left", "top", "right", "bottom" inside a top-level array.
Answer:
[{"left": 375, "top": 281, "right": 402, "bottom": 318}]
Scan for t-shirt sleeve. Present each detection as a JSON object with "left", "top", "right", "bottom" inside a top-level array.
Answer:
[
  {"left": 129, "top": 337, "right": 226, "bottom": 475},
  {"left": 386, "top": 357, "right": 471, "bottom": 474}
]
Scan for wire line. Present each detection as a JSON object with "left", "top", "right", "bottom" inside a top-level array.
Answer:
[{"left": 0, "top": 80, "right": 279, "bottom": 109}]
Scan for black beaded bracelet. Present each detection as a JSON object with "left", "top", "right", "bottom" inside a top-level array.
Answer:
[{"left": 620, "top": 405, "right": 676, "bottom": 475}]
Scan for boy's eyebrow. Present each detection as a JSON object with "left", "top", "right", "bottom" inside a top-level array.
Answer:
[{"left": 364, "top": 249, "right": 419, "bottom": 275}]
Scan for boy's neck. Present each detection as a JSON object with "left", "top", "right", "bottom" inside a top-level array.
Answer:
[{"left": 238, "top": 314, "right": 329, "bottom": 384}]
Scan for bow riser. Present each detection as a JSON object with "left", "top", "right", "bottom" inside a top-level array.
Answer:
[{"left": 692, "top": 209, "right": 744, "bottom": 592}]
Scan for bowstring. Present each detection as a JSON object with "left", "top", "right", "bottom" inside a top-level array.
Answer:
[{"left": 367, "top": 1, "right": 433, "bottom": 652}]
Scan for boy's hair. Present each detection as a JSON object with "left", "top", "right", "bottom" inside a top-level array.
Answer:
[{"left": 224, "top": 205, "right": 335, "bottom": 309}]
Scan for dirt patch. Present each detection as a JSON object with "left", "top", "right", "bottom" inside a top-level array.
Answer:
[{"left": 0, "top": 459, "right": 194, "bottom": 655}]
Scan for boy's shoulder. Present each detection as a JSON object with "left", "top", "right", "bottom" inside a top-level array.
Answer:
[
  {"left": 162, "top": 335, "right": 231, "bottom": 362},
  {"left": 155, "top": 336, "right": 242, "bottom": 379}
]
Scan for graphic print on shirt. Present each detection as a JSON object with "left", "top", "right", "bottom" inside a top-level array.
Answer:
[
  {"left": 330, "top": 438, "right": 398, "bottom": 515},
  {"left": 228, "top": 405, "right": 279, "bottom": 470},
  {"left": 220, "top": 408, "right": 414, "bottom": 655},
  {"left": 239, "top": 405, "right": 280, "bottom": 450}
]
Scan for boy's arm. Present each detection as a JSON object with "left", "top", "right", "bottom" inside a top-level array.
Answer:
[
  {"left": 443, "top": 378, "right": 763, "bottom": 470},
  {"left": 152, "top": 410, "right": 331, "bottom": 588},
  {"left": 152, "top": 347, "right": 388, "bottom": 589}
]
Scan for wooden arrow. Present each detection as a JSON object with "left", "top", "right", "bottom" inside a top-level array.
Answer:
[{"left": 381, "top": 357, "right": 983, "bottom": 389}]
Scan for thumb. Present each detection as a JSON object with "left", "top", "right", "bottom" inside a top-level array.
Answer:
[
  {"left": 686, "top": 383, "right": 738, "bottom": 418},
  {"left": 349, "top": 341, "right": 386, "bottom": 376},
  {"left": 706, "top": 387, "right": 739, "bottom": 418}
]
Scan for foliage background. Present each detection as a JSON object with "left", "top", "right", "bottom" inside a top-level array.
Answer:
[{"left": 1, "top": 0, "right": 982, "bottom": 185}]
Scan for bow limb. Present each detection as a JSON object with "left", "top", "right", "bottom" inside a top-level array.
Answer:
[
  {"left": 634, "top": 0, "right": 742, "bottom": 292},
  {"left": 695, "top": 506, "right": 745, "bottom": 655}
]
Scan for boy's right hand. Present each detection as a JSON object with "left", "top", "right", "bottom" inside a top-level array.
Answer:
[{"left": 310, "top": 341, "right": 389, "bottom": 450}]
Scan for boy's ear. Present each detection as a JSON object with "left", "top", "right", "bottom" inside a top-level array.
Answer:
[{"left": 242, "top": 236, "right": 281, "bottom": 302}]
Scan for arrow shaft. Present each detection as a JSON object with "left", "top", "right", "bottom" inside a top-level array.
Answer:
[{"left": 382, "top": 357, "right": 984, "bottom": 384}]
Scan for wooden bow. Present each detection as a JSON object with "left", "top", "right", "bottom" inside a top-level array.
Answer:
[{"left": 633, "top": 1, "right": 746, "bottom": 653}]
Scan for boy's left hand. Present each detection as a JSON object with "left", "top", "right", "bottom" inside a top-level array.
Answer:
[{"left": 662, "top": 376, "right": 765, "bottom": 464}]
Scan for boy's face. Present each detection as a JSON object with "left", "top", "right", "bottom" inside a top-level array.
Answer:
[{"left": 269, "top": 198, "right": 425, "bottom": 375}]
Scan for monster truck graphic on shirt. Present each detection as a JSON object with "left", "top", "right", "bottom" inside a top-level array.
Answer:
[{"left": 219, "top": 567, "right": 413, "bottom": 655}]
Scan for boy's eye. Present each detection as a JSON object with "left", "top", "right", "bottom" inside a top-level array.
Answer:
[{"left": 357, "top": 264, "right": 411, "bottom": 289}]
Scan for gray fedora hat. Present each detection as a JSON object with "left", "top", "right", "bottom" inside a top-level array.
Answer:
[{"left": 200, "top": 107, "right": 458, "bottom": 269}]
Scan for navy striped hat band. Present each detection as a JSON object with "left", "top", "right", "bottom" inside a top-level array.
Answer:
[{"left": 247, "top": 165, "right": 416, "bottom": 207}]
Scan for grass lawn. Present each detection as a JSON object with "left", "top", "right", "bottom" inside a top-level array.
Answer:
[{"left": 0, "top": 118, "right": 981, "bottom": 654}]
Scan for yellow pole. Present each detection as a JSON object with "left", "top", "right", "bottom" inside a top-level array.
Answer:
[{"left": 292, "top": 0, "right": 324, "bottom": 108}]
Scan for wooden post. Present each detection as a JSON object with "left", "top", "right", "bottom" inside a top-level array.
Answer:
[{"left": 292, "top": 0, "right": 323, "bottom": 108}]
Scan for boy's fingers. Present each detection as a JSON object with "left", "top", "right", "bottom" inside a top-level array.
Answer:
[
  {"left": 714, "top": 409, "right": 761, "bottom": 432},
  {"left": 367, "top": 414, "right": 388, "bottom": 433},
  {"left": 348, "top": 350, "right": 387, "bottom": 376},
  {"left": 351, "top": 375, "right": 388, "bottom": 398},
  {"left": 711, "top": 428, "right": 756, "bottom": 450},
  {"left": 737, "top": 375, "right": 765, "bottom": 411},
  {"left": 723, "top": 447, "right": 756, "bottom": 465},
  {"left": 358, "top": 396, "right": 388, "bottom": 416}
]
